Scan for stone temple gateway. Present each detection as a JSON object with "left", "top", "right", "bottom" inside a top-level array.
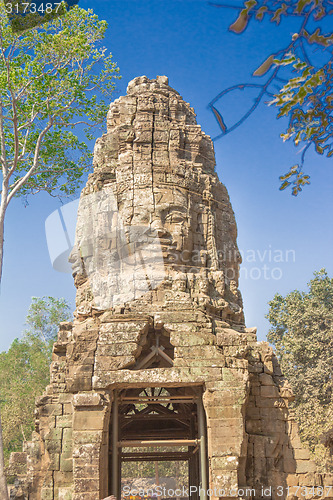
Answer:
[{"left": 9, "top": 76, "right": 332, "bottom": 500}]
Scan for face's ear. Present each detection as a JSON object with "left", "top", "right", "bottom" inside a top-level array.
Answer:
[
  {"left": 68, "top": 244, "right": 86, "bottom": 280},
  {"left": 68, "top": 245, "right": 77, "bottom": 265}
]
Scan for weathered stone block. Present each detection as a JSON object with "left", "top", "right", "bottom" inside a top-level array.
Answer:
[
  {"left": 58, "top": 487, "right": 74, "bottom": 500},
  {"left": 96, "top": 342, "right": 139, "bottom": 357},
  {"left": 210, "top": 456, "right": 239, "bottom": 471},
  {"left": 53, "top": 471, "right": 73, "bottom": 485},
  {"left": 45, "top": 428, "right": 63, "bottom": 441},
  {"left": 73, "top": 430, "right": 104, "bottom": 445},
  {"left": 245, "top": 419, "right": 263, "bottom": 434},
  {"left": 73, "top": 463, "right": 99, "bottom": 478},
  {"left": 225, "top": 357, "right": 248, "bottom": 369},
  {"left": 72, "top": 493, "right": 100, "bottom": 500},
  {"left": 296, "top": 460, "right": 317, "bottom": 474},
  {"left": 74, "top": 478, "right": 99, "bottom": 493},
  {"left": 170, "top": 330, "right": 213, "bottom": 346},
  {"left": 60, "top": 455, "right": 73, "bottom": 472},
  {"left": 56, "top": 415, "right": 72, "bottom": 428},
  {"left": 49, "top": 453, "right": 60, "bottom": 471},
  {"left": 73, "top": 409, "right": 106, "bottom": 431},
  {"left": 39, "top": 403, "right": 63, "bottom": 417},
  {"left": 246, "top": 406, "right": 261, "bottom": 419},
  {"left": 222, "top": 368, "right": 246, "bottom": 387},
  {"left": 215, "top": 328, "right": 246, "bottom": 346},
  {"left": 286, "top": 474, "right": 299, "bottom": 487},
  {"left": 204, "top": 390, "right": 244, "bottom": 407},
  {"left": 94, "top": 354, "right": 136, "bottom": 371},
  {"left": 73, "top": 392, "right": 106, "bottom": 408},
  {"left": 259, "top": 373, "right": 274, "bottom": 386},
  {"left": 294, "top": 448, "right": 311, "bottom": 460},
  {"left": 323, "top": 474, "right": 333, "bottom": 486},
  {"left": 72, "top": 443, "right": 101, "bottom": 460},
  {"left": 261, "top": 385, "right": 280, "bottom": 398},
  {"left": 45, "top": 439, "right": 62, "bottom": 454},
  {"left": 41, "top": 488, "right": 54, "bottom": 500},
  {"left": 248, "top": 361, "right": 264, "bottom": 373}
]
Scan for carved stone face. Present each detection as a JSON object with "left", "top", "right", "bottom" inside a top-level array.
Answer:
[
  {"left": 70, "top": 76, "right": 243, "bottom": 321},
  {"left": 151, "top": 192, "right": 192, "bottom": 256},
  {"left": 116, "top": 181, "right": 195, "bottom": 271},
  {"left": 69, "top": 186, "right": 166, "bottom": 310},
  {"left": 150, "top": 202, "right": 188, "bottom": 252}
]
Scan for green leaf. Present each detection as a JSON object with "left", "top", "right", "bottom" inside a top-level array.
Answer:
[
  {"left": 272, "top": 3, "right": 288, "bottom": 24},
  {"left": 256, "top": 5, "right": 267, "bottom": 20},
  {"left": 253, "top": 54, "right": 275, "bottom": 76},
  {"left": 244, "top": 0, "right": 257, "bottom": 7},
  {"left": 229, "top": 11, "right": 249, "bottom": 33},
  {"left": 279, "top": 180, "right": 291, "bottom": 190},
  {"left": 295, "top": 0, "right": 313, "bottom": 14}
]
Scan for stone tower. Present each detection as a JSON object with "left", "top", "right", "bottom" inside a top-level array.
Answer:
[{"left": 9, "top": 77, "right": 332, "bottom": 500}]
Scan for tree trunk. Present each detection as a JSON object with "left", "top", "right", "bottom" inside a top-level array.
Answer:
[
  {"left": 0, "top": 182, "right": 8, "bottom": 292},
  {"left": 0, "top": 191, "right": 9, "bottom": 499},
  {"left": 0, "top": 413, "right": 9, "bottom": 500}
]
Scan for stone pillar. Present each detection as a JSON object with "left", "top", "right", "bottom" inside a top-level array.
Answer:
[{"left": 72, "top": 392, "right": 111, "bottom": 499}]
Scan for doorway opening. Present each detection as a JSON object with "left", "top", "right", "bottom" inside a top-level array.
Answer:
[{"left": 108, "top": 386, "right": 208, "bottom": 500}]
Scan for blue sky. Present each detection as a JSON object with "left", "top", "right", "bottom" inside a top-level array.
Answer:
[{"left": 0, "top": 0, "right": 332, "bottom": 351}]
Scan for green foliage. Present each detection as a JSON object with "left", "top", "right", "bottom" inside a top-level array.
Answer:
[
  {"left": 267, "top": 270, "right": 333, "bottom": 471},
  {"left": 229, "top": 0, "right": 332, "bottom": 28},
  {"left": 0, "top": 4, "right": 120, "bottom": 200},
  {"left": 25, "top": 296, "right": 71, "bottom": 347},
  {"left": 210, "top": 0, "right": 332, "bottom": 194},
  {"left": 248, "top": 2, "right": 333, "bottom": 194},
  {"left": 122, "top": 457, "right": 188, "bottom": 487},
  {"left": 0, "top": 297, "right": 71, "bottom": 464}
]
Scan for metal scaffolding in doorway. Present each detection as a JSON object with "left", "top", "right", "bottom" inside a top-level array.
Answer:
[{"left": 109, "top": 387, "right": 208, "bottom": 500}]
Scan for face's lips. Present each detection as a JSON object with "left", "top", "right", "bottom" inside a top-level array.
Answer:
[{"left": 158, "top": 236, "right": 174, "bottom": 247}]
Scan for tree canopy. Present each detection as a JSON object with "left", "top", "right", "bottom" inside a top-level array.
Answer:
[
  {"left": 209, "top": 0, "right": 333, "bottom": 195},
  {"left": 267, "top": 269, "right": 333, "bottom": 471},
  {"left": 0, "top": 4, "right": 120, "bottom": 279},
  {"left": 0, "top": 297, "right": 71, "bottom": 467}
]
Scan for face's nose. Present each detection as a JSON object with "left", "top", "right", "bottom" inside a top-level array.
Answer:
[
  {"left": 151, "top": 219, "right": 168, "bottom": 238},
  {"left": 157, "top": 227, "right": 169, "bottom": 238}
]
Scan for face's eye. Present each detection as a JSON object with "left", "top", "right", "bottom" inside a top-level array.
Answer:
[
  {"left": 172, "top": 215, "right": 185, "bottom": 223},
  {"left": 165, "top": 211, "right": 186, "bottom": 224}
]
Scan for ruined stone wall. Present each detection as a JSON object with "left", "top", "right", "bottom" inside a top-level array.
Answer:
[{"left": 8, "top": 77, "right": 332, "bottom": 500}]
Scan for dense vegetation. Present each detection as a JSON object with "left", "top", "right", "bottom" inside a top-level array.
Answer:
[
  {"left": 0, "top": 297, "right": 71, "bottom": 465},
  {"left": 267, "top": 269, "right": 333, "bottom": 471}
]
